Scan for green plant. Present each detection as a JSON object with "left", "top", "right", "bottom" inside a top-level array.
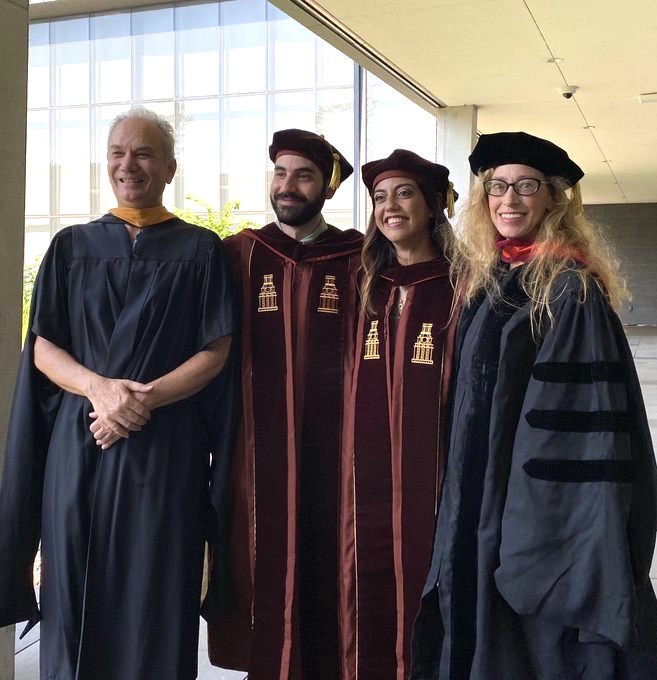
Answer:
[
  {"left": 23, "top": 257, "right": 41, "bottom": 341},
  {"left": 173, "top": 197, "right": 256, "bottom": 238}
]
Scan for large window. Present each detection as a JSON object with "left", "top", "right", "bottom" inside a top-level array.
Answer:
[{"left": 26, "top": 0, "right": 438, "bottom": 263}]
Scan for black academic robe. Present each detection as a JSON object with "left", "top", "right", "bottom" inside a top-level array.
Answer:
[
  {"left": 0, "top": 215, "right": 235, "bottom": 680},
  {"left": 340, "top": 258, "right": 455, "bottom": 680},
  {"left": 206, "top": 222, "right": 363, "bottom": 680},
  {"left": 411, "top": 266, "right": 657, "bottom": 680}
]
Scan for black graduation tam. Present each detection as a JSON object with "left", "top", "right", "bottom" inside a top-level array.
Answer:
[
  {"left": 469, "top": 131, "right": 584, "bottom": 187},
  {"left": 362, "top": 149, "right": 452, "bottom": 196},
  {"left": 269, "top": 128, "right": 353, "bottom": 190}
]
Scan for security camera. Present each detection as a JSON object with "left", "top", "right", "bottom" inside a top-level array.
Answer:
[{"left": 559, "top": 85, "right": 578, "bottom": 99}]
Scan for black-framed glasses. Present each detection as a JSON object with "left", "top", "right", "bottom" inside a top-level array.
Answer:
[{"left": 483, "top": 178, "right": 549, "bottom": 196}]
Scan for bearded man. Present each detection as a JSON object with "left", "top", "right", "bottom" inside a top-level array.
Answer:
[{"left": 206, "top": 129, "right": 363, "bottom": 680}]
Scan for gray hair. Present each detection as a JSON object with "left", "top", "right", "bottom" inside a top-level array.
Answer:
[{"left": 109, "top": 106, "right": 176, "bottom": 162}]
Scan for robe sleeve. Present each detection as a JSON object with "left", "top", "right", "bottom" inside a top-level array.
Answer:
[
  {"left": 200, "top": 344, "right": 239, "bottom": 621},
  {"left": 194, "top": 232, "right": 240, "bottom": 619},
  {"left": 195, "top": 233, "right": 235, "bottom": 351},
  {"left": 494, "top": 274, "right": 657, "bottom": 649},
  {"left": 30, "top": 228, "right": 73, "bottom": 351},
  {"left": 0, "top": 230, "right": 71, "bottom": 631}
]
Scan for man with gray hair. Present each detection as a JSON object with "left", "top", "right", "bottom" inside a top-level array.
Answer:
[{"left": 0, "top": 106, "right": 235, "bottom": 679}]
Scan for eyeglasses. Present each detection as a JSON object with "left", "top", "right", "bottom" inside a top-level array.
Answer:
[{"left": 483, "top": 178, "right": 549, "bottom": 196}]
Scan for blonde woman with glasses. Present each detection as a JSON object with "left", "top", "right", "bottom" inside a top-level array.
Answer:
[{"left": 411, "top": 132, "right": 657, "bottom": 680}]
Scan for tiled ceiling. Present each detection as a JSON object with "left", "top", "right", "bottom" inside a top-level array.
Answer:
[{"left": 32, "top": 0, "right": 657, "bottom": 204}]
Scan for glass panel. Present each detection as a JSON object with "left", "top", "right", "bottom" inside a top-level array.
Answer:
[
  {"left": 317, "top": 40, "right": 354, "bottom": 89},
  {"left": 176, "top": 4, "right": 220, "bottom": 97},
  {"left": 28, "top": 23, "right": 50, "bottom": 109},
  {"left": 132, "top": 8, "right": 174, "bottom": 101},
  {"left": 317, "top": 87, "right": 356, "bottom": 213},
  {"left": 179, "top": 99, "right": 221, "bottom": 208},
  {"left": 25, "top": 110, "right": 50, "bottom": 216},
  {"left": 24, "top": 218, "right": 52, "bottom": 268},
  {"left": 221, "top": 95, "right": 268, "bottom": 212},
  {"left": 54, "top": 108, "right": 90, "bottom": 215},
  {"left": 91, "top": 13, "right": 131, "bottom": 103},
  {"left": 52, "top": 17, "right": 90, "bottom": 106},
  {"left": 268, "top": 7, "right": 315, "bottom": 91},
  {"left": 270, "top": 91, "right": 316, "bottom": 134},
  {"left": 222, "top": 0, "right": 267, "bottom": 94},
  {"left": 366, "top": 74, "right": 437, "bottom": 161}
]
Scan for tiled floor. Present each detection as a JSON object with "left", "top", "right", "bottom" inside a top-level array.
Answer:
[{"left": 13, "top": 327, "right": 657, "bottom": 679}]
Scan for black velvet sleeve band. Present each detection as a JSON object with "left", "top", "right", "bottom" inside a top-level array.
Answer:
[{"left": 523, "top": 457, "right": 635, "bottom": 483}]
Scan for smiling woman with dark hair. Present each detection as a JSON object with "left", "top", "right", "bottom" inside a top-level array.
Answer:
[
  {"left": 411, "top": 132, "right": 657, "bottom": 680},
  {"left": 340, "top": 149, "right": 456, "bottom": 679}
]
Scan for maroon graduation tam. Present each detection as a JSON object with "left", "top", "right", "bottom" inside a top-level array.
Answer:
[
  {"left": 361, "top": 149, "right": 452, "bottom": 197},
  {"left": 469, "top": 131, "right": 584, "bottom": 187},
  {"left": 362, "top": 149, "right": 457, "bottom": 215},
  {"left": 269, "top": 128, "right": 353, "bottom": 190}
]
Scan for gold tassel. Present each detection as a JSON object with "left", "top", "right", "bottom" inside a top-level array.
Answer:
[
  {"left": 570, "top": 182, "right": 584, "bottom": 215},
  {"left": 328, "top": 152, "right": 342, "bottom": 191},
  {"left": 446, "top": 182, "right": 455, "bottom": 218}
]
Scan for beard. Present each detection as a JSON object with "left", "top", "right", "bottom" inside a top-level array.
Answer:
[{"left": 271, "top": 191, "right": 326, "bottom": 227}]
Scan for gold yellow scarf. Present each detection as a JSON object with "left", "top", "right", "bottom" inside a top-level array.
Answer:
[{"left": 109, "top": 206, "right": 177, "bottom": 228}]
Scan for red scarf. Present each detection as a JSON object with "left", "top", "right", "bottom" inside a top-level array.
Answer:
[{"left": 495, "top": 238, "right": 586, "bottom": 265}]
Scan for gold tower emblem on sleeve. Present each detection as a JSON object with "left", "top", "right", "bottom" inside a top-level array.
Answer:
[
  {"left": 317, "top": 274, "right": 339, "bottom": 313},
  {"left": 258, "top": 274, "right": 278, "bottom": 312},
  {"left": 364, "top": 320, "right": 381, "bottom": 360},
  {"left": 411, "top": 323, "right": 434, "bottom": 365}
]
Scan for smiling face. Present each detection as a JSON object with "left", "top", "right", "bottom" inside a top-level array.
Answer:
[
  {"left": 269, "top": 154, "right": 330, "bottom": 229},
  {"left": 373, "top": 177, "right": 433, "bottom": 254},
  {"left": 107, "top": 118, "right": 177, "bottom": 209},
  {"left": 487, "top": 164, "right": 552, "bottom": 240}
]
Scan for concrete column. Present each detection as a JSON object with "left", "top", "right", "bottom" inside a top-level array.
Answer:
[
  {"left": 437, "top": 105, "right": 478, "bottom": 210},
  {"left": 0, "top": 1, "right": 29, "bottom": 678}
]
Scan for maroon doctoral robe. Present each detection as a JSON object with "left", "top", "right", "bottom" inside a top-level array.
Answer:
[
  {"left": 206, "top": 222, "right": 363, "bottom": 680},
  {"left": 340, "top": 257, "right": 455, "bottom": 680}
]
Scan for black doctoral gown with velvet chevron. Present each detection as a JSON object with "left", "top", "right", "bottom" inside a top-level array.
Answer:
[
  {"left": 411, "top": 266, "right": 657, "bottom": 680},
  {"left": 206, "top": 222, "right": 363, "bottom": 680},
  {"left": 0, "top": 214, "right": 235, "bottom": 680}
]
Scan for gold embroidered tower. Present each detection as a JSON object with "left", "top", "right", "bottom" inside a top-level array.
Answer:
[
  {"left": 317, "top": 275, "right": 339, "bottom": 313},
  {"left": 258, "top": 274, "right": 278, "bottom": 312},
  {"left": 364, "top": 320, "right": 381, "bottom": 360},
  {"left": 412, "top": 323, "right": 434, "bottom": 365}
]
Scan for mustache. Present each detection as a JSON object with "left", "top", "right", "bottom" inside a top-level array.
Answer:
[{"left": 274, "top": 192, "right": 307, "bottom": 203}]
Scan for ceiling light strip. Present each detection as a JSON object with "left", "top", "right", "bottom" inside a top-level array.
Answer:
[
  {"left": 281, "top": 0, "right": 446, "bottom": 111},
  {"left": 524, "top": 0, "right": 628, "bottom": 203}
]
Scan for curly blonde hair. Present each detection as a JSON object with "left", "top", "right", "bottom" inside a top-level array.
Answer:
[{"left": 451, "top": 169, "right": 629, "bottom": 332}]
